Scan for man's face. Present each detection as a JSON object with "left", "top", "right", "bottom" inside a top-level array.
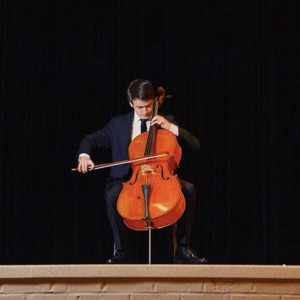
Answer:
[{"left": 130, "top": 98, "right": 154, "bottom": 119}]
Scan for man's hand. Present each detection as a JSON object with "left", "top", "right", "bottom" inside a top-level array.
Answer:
[
  {"left": 151, "top": 115, "right": 178, "bottom": 136},
  {"left": 151, "top": 115, "right": 172, "bottom": 130},
  {"left": 77, "top": 156, "right": 95, "bottom": 173}
]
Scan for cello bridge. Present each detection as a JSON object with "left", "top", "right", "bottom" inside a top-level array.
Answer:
[{"left": 141, "top": 164, "right": 155, "bottom": 176}]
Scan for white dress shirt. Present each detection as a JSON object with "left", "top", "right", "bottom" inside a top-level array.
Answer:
[{"left": 131, "top": 111, "right": 151, "bottom": 140}]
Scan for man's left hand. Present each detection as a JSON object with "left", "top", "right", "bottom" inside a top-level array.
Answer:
[{"left": 151, "top": 115, "right": 172, "bottom": 130}]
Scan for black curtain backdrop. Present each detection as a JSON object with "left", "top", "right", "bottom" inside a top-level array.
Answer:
[{"left": 0, "top": 0, "right": 299, "bottom": 264}]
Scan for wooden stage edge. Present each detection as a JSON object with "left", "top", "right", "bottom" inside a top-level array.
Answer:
[
  {"left": 0, "top": 264, "right": 300, "bottom": 279},
  {"left": 1, "top": 265, "right": 300, "bottom": 298}
]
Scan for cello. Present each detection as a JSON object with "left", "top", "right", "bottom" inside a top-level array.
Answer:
[{"left": 117, "top": 87, "right": 185, "bottom": 230}]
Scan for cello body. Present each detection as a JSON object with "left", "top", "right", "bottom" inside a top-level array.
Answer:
[{"left": 117, "top": 129, "right": 185, "bottom": 230}]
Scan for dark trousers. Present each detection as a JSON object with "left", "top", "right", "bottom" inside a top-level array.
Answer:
[{"left": 105, "top": 180, "right": 196, "bottom": 251}]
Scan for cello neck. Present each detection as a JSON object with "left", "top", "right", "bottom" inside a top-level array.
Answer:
[
  {"left": 144, "top": 99, "right": 159, "bottom": 156},
  {"left": 144, "top": 86, "right": 166, "bottom": 156}
]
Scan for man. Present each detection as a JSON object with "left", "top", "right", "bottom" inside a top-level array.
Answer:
[{"left": 77, "top": 79, "right": 207, "bottom": 264}]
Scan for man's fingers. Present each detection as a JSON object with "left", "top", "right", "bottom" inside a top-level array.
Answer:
[
  {"left": 77, "top": 159, "right": 95, "bottom": 174},
  {"left": 88, "top": 162, "right": 95, "bottom": 170}
]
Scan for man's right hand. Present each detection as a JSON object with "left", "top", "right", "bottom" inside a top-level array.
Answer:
[{"left": 77, "top": 156, "right": 95, "bottom": 173}]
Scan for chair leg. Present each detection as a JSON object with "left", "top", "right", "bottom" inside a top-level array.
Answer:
[{"left": 172, "top": 223, "right": 178, "bottom": 260}]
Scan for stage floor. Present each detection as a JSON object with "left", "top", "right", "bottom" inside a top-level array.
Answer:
[{"left": 0, "top": 264, "right": 300, "bottom": 298}]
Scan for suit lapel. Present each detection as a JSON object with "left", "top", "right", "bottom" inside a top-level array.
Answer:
[{"left": 121, "top": 111, "right": 134, "bottom": 147}]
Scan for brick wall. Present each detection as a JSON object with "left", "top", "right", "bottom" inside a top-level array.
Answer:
[{"left": 0, "top": 265, "right": 300, "bottom": 299}]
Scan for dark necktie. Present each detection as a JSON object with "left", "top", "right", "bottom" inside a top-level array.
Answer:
[{"left": 140, "top": 119, "right": 148, "bottom": 133}]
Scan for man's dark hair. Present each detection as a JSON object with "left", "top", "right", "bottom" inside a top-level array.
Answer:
[{"left": 127, "top": 79, "right": 154, "bottom": 102}]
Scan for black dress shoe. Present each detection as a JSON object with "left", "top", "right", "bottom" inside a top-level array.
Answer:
[
  {"left": 105, "top": 250, "right": 132, "bottom": 264},
  {"left": 174, "top": 245, "right": 208, "bottom": 264}
]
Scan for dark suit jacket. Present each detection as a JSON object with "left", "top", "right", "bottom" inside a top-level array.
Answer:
[{"left": 78, "top": 111, "right": 200, "bottom": 185}]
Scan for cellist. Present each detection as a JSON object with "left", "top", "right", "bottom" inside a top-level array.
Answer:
[{"left": 76, "top": 79, "right": 207, "bottom": 264}]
